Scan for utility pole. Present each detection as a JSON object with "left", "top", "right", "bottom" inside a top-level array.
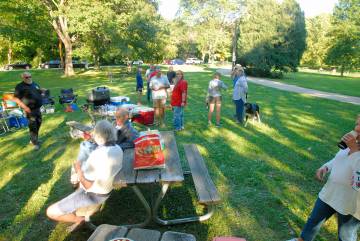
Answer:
[{"left": 231, "top": 19, "right": 239, "bottom": 70}]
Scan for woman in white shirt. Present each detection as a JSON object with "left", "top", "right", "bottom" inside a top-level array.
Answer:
[
  {"left": 207, "top": 72, "right": 227, "bottom": 127},
  {"left": 232, "top": 67, "right": 248, "bottom": 124},
  {"left": 46, "top": 120, "right": 123, "bottom": 230},
  {"left": 287, "top": 115, "right": 360, "bottom": 241}
]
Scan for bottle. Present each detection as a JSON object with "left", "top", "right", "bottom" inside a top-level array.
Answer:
[{"left": 338, "top": 130, "right": 358, "bottom": 149}]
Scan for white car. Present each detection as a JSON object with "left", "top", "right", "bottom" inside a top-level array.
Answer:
[
  {"left": 185, "top": 58, "right": 202, "bottom": 64},
  {"left": 132, "top": 60, "right": 144, "bottom": 65}
]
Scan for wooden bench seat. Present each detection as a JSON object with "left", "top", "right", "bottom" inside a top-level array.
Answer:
[
  {"left": 183, "top": 144, "right": 221, "bottom": 220},
  {"left": 87, "top": 224, "right": 196, "bottom": 241}
]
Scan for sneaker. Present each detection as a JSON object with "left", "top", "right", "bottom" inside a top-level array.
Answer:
[
  {"left": 215, "top": 123, "right": 221, "bottom": 128},
  {"left": 33, "top": 144, "right": 40, "bottom": 151},
  {"left": 181, "top": 126, "right": 185, "bottom": 130},
  {"left": 285, "top": 239, "right": 299, "bottom": 241},
  {"left": 208, "top": 121, "right": 212, "bottom": 126}
]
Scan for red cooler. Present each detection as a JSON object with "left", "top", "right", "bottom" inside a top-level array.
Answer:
[{"left": 132, "top": 106, "right": 154, "bottom": 125}]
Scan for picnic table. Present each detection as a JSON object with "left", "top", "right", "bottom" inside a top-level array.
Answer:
[
  {"left": 87, "top": 225, "right": 196, "bottom": 241},
  {"left": 112, "top": 131, "right": 184, "bottom": 228},
  {"left": 109, "top": 131, "right": 220, "bottom": 228}
]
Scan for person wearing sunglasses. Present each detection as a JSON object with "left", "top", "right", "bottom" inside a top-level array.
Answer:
[{"left": 12, "top": 72, "right": 44, "bottom": 150}]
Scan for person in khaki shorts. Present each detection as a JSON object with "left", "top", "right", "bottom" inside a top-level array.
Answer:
[
  {"left": 207, "top": 72, "right": 227, "bottom": 127},
  {"left": 149, "top": 70, "right": 170, "bottom": 127}
]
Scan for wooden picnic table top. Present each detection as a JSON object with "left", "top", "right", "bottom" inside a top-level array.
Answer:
[{"left": 114, "top": 131, "right": 184, "bottom": 186}]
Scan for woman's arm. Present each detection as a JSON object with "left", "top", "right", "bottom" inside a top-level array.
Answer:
[{"left": 75, "top": 161, "right": 94, "bottom": 189}]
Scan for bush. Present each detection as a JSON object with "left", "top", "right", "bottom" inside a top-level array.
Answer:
[{"left": 244, "top": 67, "right": 283, "bottom": 79}]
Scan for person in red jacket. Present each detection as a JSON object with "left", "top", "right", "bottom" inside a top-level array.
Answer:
[{"left": 171, "top": 70, "right": 188, "bottom": 131}]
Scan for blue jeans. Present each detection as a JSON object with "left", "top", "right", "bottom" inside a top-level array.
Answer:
[
  {"left": 173, "top": 106, "right": 184, "bottom": 130},
  {"left": 301, "top": 198, "right": 360, "bottom": 241},
  {"left": 233, "top": 99, "right": 244, "bottom": 123}
]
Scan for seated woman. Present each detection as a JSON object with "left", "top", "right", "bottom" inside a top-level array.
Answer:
[
  {"left": 70, "top": 108, "right": 139, "bottom": 187},
  {"left": 47, "top": 120, "right": 123, "bottom": 230},
  {"left": 287, "top": 114, "right": 360, "bottom": 241}
]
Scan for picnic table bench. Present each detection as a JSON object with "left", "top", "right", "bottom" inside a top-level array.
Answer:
[{"left": 87, "top": 224, "right": 196, "bottom": 241}]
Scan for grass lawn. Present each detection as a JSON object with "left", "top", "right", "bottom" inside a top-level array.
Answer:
[
  {"left": 0, "top": 68, "right": 359, "bottom": 241},
  {"left": 277, "top": 71, "right": 360, "bottom": 97}
]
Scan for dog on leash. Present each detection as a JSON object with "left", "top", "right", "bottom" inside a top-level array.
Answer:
[{"left": 244, "top": 103, "right": 261, "bottom": 126}]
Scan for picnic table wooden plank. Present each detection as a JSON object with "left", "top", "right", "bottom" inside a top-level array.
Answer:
[
  {"left": 126, "top": 228, "right": 161, "bottom": 241},
  {"left": 160, "top": 231, "right": 196, "bottom": 241},
  {"left": 184, "top": 144, "right": 221, "bottom": 204},
  {"left": 136, "top": 168, "right": 161, "bottom": 183},
  {"left": 160, "top": 131, "right": 184, "bottom": 183},
  {"left": 87, "top": 224, "right": 128, "bottom": 241},
  {"left": 66, "top": 121, "right": 93, "bottom": 132},
  {"left": 114, "top": 149, "right": 136, "bottom": 186}
]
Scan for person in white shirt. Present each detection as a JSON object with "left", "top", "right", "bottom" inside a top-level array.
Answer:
[
  {"left": 287, "top": 115, "right": 360, "bottom": 241},
  {"left": 207, "top": 72, "right": 227, "bottom": 127},
  {"left": 149, "top": 70, "right": 170, "bottom": 127},
  {"left": 47, "top": 120, "right": 123, "bottom": 230}
]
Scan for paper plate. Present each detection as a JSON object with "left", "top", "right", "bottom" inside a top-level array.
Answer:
[{"left": 109, "top": 238, "right": 134, "bottom": 241}]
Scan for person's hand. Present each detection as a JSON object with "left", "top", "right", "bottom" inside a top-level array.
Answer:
[
  {"left": 315, "top": 166, "right": 328, "bottom": 182},
  {"left": 23, "top": 106, "right": 31, "bottom": 114},
  {"left": 181, "top": 102, "right": 185, "bottom": 107},
  {"left": 342, "top": 132, "right": 358, "bottom": 153}
]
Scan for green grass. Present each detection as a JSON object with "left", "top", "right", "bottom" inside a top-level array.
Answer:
[
  {"left": 0, "top": 68, "right": 359, "bottom": 241},
  {"left": 276, "top": 71, "right": 360, "bottom": 97}
]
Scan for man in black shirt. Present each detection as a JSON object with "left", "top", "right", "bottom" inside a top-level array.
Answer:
[
  {"left": 13, "top": 72, "right": 43, "bottom": 150},
  {"left": 166, "top": 66, "right": 176, "bottom": 85}
]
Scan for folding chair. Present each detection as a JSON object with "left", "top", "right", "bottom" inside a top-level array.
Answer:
[
  {"left": 59, "top": 88, "right": 78, "bottom": 104},
  {"left": 2, "top": 93, "right": 21, "bottom": 130}
]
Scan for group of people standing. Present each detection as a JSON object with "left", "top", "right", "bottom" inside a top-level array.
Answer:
[
  {"left": 136, "top": 65, "right": 188, "bottom": 131},
  {"left": 136, "top": 63, "right": 249, "bottom": 131}
]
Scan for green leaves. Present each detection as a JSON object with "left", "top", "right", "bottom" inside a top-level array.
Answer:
[{"left": 238, "top": 0, "right": 306, "bottom": 75}]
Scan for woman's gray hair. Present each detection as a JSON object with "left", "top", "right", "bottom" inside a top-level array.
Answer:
[{"left": 93, "top": 120, "right": 117, "bottom": 143}]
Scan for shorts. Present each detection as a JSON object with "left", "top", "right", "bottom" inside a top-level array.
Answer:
[
  {"left": 51, "top": 188, "right": 110, "bottom": 215},
  {"left": 209, "top": 96, "right": 222, "bottom": 105},
  {"left": 153, "top": 98, "right": 166, "bottom": 108}
]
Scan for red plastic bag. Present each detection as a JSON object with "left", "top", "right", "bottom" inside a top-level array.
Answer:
[{"left": 134, "top": 133, "right": 165, "bottom": 169}]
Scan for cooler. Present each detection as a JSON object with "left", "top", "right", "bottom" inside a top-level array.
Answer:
[
  {"left": 110, "top": 96, "right": 130, "bottom": 106},
  {"left": 131, "top": 106, "right": 154, "bottom": 125}
]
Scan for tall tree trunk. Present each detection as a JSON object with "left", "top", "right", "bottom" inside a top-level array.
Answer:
[
  {"left": 340, "top": 64, "right": 344, "bottom": 76},
  {"left": 59, "top": 39, "right": 64, "bottom": 68},
  {"left": 7, "top": 42, "right": 12, "bottom": 64},
  {"left": 64, "top": 41, "right": 74, "bottom": 76}
]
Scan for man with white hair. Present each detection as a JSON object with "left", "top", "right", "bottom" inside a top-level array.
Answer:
[
  {"left": 12, "top": 72, "right": 44, "bottom": 150},
  {"left": 70, "top": 108, "right": 139, "bottom": 187},
  {"left": 47, "top": 120, "right": 123, "bottom": 231}
]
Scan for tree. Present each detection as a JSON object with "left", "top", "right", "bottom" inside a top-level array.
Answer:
[
  {"left": 325, "top": 0, "right": 360, "bottom": 76},
  {"left": 238, "top": 0, "right": 306, "bottom": 76},
  {"left": 0, "top": 0, "right": 55, "bottom": 66},
  {"left": 178, "top": 0, "right": 243, "bottom": 63},
  {"left": 301, "top": 14, "right": 331, "bottom": 68}
]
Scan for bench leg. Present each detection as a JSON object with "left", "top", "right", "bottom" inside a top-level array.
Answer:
[
  {"left": 152, "top": 183, "right": 215, "bottom": 225},
  {"left": 119, "top": 185, "right": 152, "bottom": 228}
]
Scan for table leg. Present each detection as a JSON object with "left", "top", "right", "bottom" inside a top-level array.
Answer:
[
  {"left": 119, "top": 185, "right": 152, "bottom": 228},
  {"left": 152, "top": 183, "right": 215, "bottom": 225}
]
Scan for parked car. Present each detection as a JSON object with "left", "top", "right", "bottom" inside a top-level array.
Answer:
[
  {"left": 185, "top": 58, "right": 203, "bottom": 64},
  {"left": 5, "top": 62, "right": 32, "bottom": 70},
  {"left": 171, "top": 59, "right": 185, "bottom": 65},
  {"left": 132, "top": 60, "right": 143, "bottom": 65},
  {"left": 72, "top": 60, "right": 89, "bottom": 69},
  {"left": 40, "top": 60, "right": 61, "bottom": 69}
]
